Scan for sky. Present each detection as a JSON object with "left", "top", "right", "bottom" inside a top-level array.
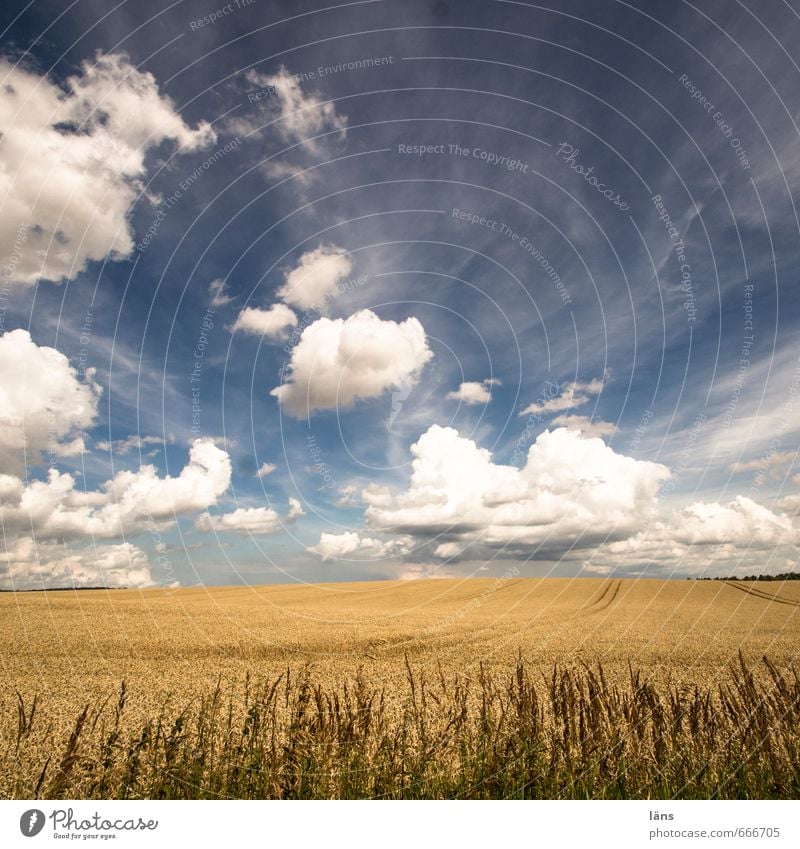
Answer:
[{"left": 1, "top": 0, "right": 799, "bottom": 589}]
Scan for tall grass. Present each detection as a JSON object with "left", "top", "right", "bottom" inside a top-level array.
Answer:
[{"left": 2, "top": 655, "right": 798, "bottom": 799}]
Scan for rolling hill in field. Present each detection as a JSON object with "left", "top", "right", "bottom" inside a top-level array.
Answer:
[
  {"left": 2, "top": 577, "right": 799, "bottom": 799},
  {"left": 2, "top": 577, "right": 798, "bottom": 708}
]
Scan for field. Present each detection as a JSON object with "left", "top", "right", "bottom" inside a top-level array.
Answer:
[{"left": 1, "top": 577, "right": 799, "bottom": 799}]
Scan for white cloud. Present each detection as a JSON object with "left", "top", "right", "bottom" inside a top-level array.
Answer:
[
  {"left": 335, "top": 484, "right": 360, "bottom": 507},
  {"left": 256, "top": 462, "right": 276, "bottom": 478},
  {"left": 778, "top": 475, "right": 800, "bottom": 514},
  {"left": 576, "top": 496, "right": 797, "bottom": 576},
  {"left": 0, "top": 537, "right": 154, "bottom": 590},
  {"left": 271, "top": 309, "right": 433, "bottom": 418},
  {"left": 233, "top": 66, "right": 347, "bottom": 153},
  {"left": 364, "top": 425, "right": 670, "bottom": 552},
  {"left": 361, "top": 425, "right": 798, "bottom": 572},
  {"left": 308, "top": 531, "right": 413, "bottom": 561},
  {"left": 651, "top": 346, "right": 800, "bottom": 473},
  {"left": 287, "top": 496, "right": 306, "bottom": 520},
  {"left": 0, "top": 438, "right": 231, "bottom": 540},
  {"left": 673, "top": 496, "right": 796, "bottom": 546},
  {"left": 95, "top": 434, "right": 175, "bottom": 455},
  {"left": 255, "top": 159, "right": 316, "bottom": 187},
  {"left": 446, "top": 379, "right": 498, "bottom": 405},
  {"left": 0, "top": 52, "right": 215, "bottom": 285},
  {"left": 777, "top": 494, "right": 800, "bottom": 514},
  {"left": 520, "top": 371, "right": 609, "bottom": 416},
  {"left": 277, "top": 246, "right": 353, "bottom": 310},
  {"left": 729, "top": 450, "right": 797, "bottom": 476},
  {"left": 196, "top": 506, "right": 281, "bottom": 535},
  {"left": 394, "top": 562, "right": 455, "bottom": 581},
  {"left": 0, "top": 330, "right": 101, "bottom": 474},
  {"left": 231, "top": 304, "right": 298, "bottom": 339},
  {"left": 196, "top": 496, "right": 305, "bottom": 535},
  {"left": 229, "top": 66, "right": 347, "bottom": 186},
  {"left": 208, "top": 279, "right": 234, "bottom": 307},
  {"left": 551, "top": 414, "right": 616, "bottom": 439}
]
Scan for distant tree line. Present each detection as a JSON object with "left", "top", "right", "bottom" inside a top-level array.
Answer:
[{"left": 695, "top": 573, "right": 800, "bottom": 582}]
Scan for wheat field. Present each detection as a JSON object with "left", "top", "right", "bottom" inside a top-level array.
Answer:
[{"left": 1, "top": 577, "right": 799, "bottom": 798}]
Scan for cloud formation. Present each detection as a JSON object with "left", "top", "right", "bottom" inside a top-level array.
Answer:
[
  {"left": 232, "top": 304, "right": 298, "bottom": 339},
  {"left": 277, "top": 246, "right": 353, "bottom": 310},
  {"left": 0, "top": 538, "right": 154, "bottom": 590},
  {"left": 0, "top": 438, "right": 231, "bottom": 540},
  {"left": 308, "top": 531, "right": 413, "bottom": 561},
  {"left": 446, "top": 379, "right": 499, "bottom": 405},
  {"left": 272, "top": 309, "right": 433, "bottom": 417},
  {"left": 208, "top": 279, "right": 235, "bottom": 307},
  {"left": 0, "top": 52, "right": 214, "bottom": 285},
  {"left": 196, "top": 505, "right": 281, "bottom": 535},
  {"left": 578, "top": 496, "right": 797, "bottom": 576},
  {"left": 358, "top": 425, "right": 797, "bottom": 573},
  {"left": 287, "top": 496, "right": 306, "bottom": 520},
  {"left": 550, "top": 415, "right": 617, "bottom": 439},
  {"left": 0, "top": 330, "right": 101, "bottom": 474},
  {"left": 729, "top": 450, "right": 797, "bottom": 476},
  {"left": 95, "top": 434, "right": 175, "bottom": 455},
  {"left": 196, "top": 496, "right": 305, "bottom": 534},
  {"left": 673, "top": 496, "right": 795, "bottom": 546},
  {"left": 364, "top": 425, "right": 670, "bottom": 553},
  {"left": 230, "top": 66, "right": 348, "bottom": 184},
  {"left": 520, "top": 372, "right": 609, "bottom": 416},
  {"left": 241, "top": 66, "right": 347, "bottom": 149}
]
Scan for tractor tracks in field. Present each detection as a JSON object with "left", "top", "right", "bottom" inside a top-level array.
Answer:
[
  {"left": 573, "top": 579, "right": 623, "bottom": 618},
  {"left": 722, "top": 581, "right": 800, "bottom": 608}
]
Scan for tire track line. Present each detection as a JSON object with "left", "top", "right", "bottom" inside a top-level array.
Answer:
[
  {"left": 574, "top": 579, "right": 622, "bottom": 617},
  {"left": 722, "top": 581, "right": 800, "bottom": 608}
]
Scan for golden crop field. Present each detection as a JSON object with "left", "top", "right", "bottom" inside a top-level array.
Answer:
[{"left": 1, "top": 577, "right": 799, "bottom": 799}]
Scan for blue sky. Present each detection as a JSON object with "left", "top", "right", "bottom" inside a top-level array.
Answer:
[{"left": 1, "top": 0, "right": 799, "bottom": 588}]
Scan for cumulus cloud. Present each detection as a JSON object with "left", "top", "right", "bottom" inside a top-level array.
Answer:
[
  {"left": 308, "top": 531, "right": 413, "bottom": 561},
  {"left": 778, "top": 472, "right": 800, "bottom": 513},
  {"left": 520, "top": 371, "right": 609, "bottom": 416},
  {"left": 446, "top": 379, "right": 499, "bottom": 405},
  {"left": 673, "top": 496, "right": 796, "bottom": 546},
  {"left": 287, "top": 496, "right": 306, "bottom": 520},
  {"left": 0, "top": 438, "right": 231, "bottom": 540},
  {"left": 196, "top": 496, "right": 305, "bottom": 535},
  {"left": 231, "top": 304, "right": 298, "bottom": 339},
  {"left": 256, "top": 462, "right": 276, "bottom": 478},
  {"left": 277, "top": 246, "right": 353, "bottom": 310},
  {"left": 551, "top": 415, "right": 616, "bottom": 439},
  {"left": 0, "top": 330, "right": 101, "bottom": 474},
  {"left": 576, "top": 496, "right": 797, "bottom": 576},
  {"left": 0, "top": 538, "right": 154, "bottom": 590},
  {"left": 364, "top": 425, "right": 670, "bottom": 554},
  {"left": 0, "top": 52, "right": 214, "bottom": 286},
  {"left": 360, "top": 425, "right": 797, "bottom": 572},
  {"left": 196, "top": 506, "right": 281, "bottom": 535},
  {"left": 271, "top": 309, "right": 433, "bottom": 418}
]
